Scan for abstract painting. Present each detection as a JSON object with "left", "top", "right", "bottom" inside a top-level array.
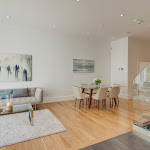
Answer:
[
  {"left": 73, "top": 59, "right": 94, "bottom": 73},
  {"left": 0, "top": 53, "right": 32, "bottom": 82}
]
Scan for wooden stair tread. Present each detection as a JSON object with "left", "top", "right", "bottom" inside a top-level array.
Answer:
[
  {"left": 143, "top": 112, "right": 150, "bottom": 120},
  {"left": 133, "top": 117, "right": 150, "bottom": 127}
]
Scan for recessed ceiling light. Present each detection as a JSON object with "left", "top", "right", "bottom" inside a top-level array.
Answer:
[
  {"left": 6, "top": 16, "right": 10, "bottom": 19},
  {"left": 77, "top": 0, "right": 80, "bottom": 1},
  {"left": 126, "top": 32, "right": 131, "bottom": 34},
  {"left": 53, "top": 25, "right": 56, "bottom": 28},
  {"left": 99, "top": 24, "right": 104, "bottom": 27},
  {"left": 120, "top": 14, "right": 124, "bottom": 17}
]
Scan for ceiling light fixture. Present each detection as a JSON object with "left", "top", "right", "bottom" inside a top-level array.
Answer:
[
  {"left": 120, "top": 14, "right": 124, "bottom": 17},
  {"left": 6, "top": 16, "right": 10, "bottom": 19},
  {"left": 53, "top": 25, "right": 56, "bottom": 28},
  {"left": 133, "top": 19, "right": 143, "bottom": 24},
  {"left": 77, "top": 0, "right": 80, "bottom": 1},
  {"left": 126, "top": 32, "right": 131, "bottom": 34}
]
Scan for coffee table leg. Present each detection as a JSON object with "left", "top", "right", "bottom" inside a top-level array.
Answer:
[{"left": 29, "top": 110, "right": 34, "bottom": 126}]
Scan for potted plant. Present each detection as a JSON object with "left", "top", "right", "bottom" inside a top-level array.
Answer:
[{"left": 93, "top": 78, "right": 102, "bottom": 86}]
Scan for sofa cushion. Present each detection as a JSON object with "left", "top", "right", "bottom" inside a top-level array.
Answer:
[
  {"left": 0, "top": 90, "right": 13, "bottom": 99},
  {"left": 12, "top": 88, "right": 28, "bottom": 98},
  {"left": 28, "top": 88, "right": 36, "bottom": 97},
  {"left": 1, "top": 97, "right": 37, "bottom": 106}
]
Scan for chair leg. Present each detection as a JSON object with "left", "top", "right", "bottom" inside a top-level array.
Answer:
[
  {"left": 104, "top": 99, "right": 106, "bottom": 108},
  {"left": 114, "top": 98, "right": 116, "bottom": 106},
  {"left": 114, "top": 98, "right": 117, "bottom": 106},
  {"left": 75, "top": 98, "right": 77, "bottom": 106},
  {"left": 98, "top": 100, "right": 100, "bottom": 110},
  {"left": 79, "top": 99, "right": 81, "bottom": 109},
  {"left": 102, "top": 99, "right": 106, "bottom": 107},
  {"left": 117, "top": 97, "right": 119, "bottom": 106},
  {"left": 94, "top": 99, "right": 96, "bottom": 107},
  {"left": 82, "top": 99, "right": 84, "bottom": 107},
  {"left": 109, "top": 98, "right": 112, "bottom": 107}
]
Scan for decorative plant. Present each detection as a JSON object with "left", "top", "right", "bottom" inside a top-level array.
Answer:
[{"left": 93, "top": 78, "right": 102, "bottom": 86}]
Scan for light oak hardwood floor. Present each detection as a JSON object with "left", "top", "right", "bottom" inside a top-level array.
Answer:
[{"left": 0, "top": 98, "right": 134, "bottom": 150}]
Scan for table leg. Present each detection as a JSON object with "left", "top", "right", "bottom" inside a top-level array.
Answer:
[
  {"left": 82, "top": 88, "right": 85, "bottom": 93},
  {"left": 29, "top": 110, "right": 34, "bottom": 126},
  {"left": 89, "top": 89, "right": 93, "bottom": 109}
]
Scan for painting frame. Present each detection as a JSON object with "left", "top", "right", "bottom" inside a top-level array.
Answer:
[{"left": 73, "top": 59, "right": 94, "bottom": 73}]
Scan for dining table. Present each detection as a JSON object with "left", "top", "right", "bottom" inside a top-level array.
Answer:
[{"left": 73, "top": 84, "right": 124, "bottom": 109}]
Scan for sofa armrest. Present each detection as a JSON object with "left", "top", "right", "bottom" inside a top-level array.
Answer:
[{"left": 35, "top": 88, "right": 43, "bottom": 103}]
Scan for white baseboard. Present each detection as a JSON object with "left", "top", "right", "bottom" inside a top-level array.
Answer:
[
  {"left": 43, "top": 95, "right": 74, "bottom": 103},
  {"left": 43, "top": 93, "right": 132, "bottom": 104},
  {"left": 119, "top": 93, "right": 131, "bottom": 99}
]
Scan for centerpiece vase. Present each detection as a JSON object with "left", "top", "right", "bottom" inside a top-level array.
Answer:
[
  {"left": 95, "top": 83, "right": 100, "bottom": 86},
  {"left": 6, "top": 94, "right": 13, "bottom": 112}
]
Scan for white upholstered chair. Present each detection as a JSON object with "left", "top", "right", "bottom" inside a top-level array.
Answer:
[
  {"left": 92, "top": 88, "right": 108, "bottom": 109},
  {"left": 72, "top": 86, "right": 90, "bottom": 109},
  {"left": 81, "top": 84, "right": 90, "bottom": 94},
  {"left": 108, "top": 87, "right": 120, "bottom": 106}
]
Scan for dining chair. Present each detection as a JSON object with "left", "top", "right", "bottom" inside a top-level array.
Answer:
[
  {"left": 92, "top": 88, "right": 108, "bottom": 109},
  {"left": 81, "top": 84, "right": 90, "bottom": 94},
  {"left": 72, "top": 86, "right": 90, "bottom": 109},
  {"left": 108, "top": 87, "right": 120, "bottom": 107},
  {"left": 113, "top": 84, "right": 120, "bottom": 85}
]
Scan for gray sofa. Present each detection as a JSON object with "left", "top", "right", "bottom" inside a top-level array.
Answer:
[{"left": 0, "top": 88, "right": 43, "bottom": 106}]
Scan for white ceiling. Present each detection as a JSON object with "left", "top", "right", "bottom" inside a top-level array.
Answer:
[{"left": 1, "top": 0, "right": 150, "bottom": 40}]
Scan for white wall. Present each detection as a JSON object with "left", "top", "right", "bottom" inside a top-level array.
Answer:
[
  {"left": 111, "top": 37, "right": 150, "bottom": 99},
  {"left": 111, "top": 37, "right": 129, "bottom": 99},
  {"left": 0, "top": 25, "right": 111, "bottom": 102},
  {"left": 128, "top": 37, "right": 150, "bottom": 98}
]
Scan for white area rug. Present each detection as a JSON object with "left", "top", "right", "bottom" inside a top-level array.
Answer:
[{"left": 0, "top": 109, "right": 66, "bottom": 148}]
